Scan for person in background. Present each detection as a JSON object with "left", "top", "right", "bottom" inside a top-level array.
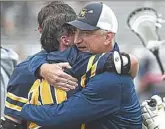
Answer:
[{"left": 1, "top": 47, "right": 18, "bottom": 117}]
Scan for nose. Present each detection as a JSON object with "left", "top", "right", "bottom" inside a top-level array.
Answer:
[{"left": 74, "top": 30, "right": 83, "bottom": 45}]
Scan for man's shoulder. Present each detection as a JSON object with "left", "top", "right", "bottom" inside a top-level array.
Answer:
[{"left": 17, "top": 50, "right": 46, "bottom": 67}]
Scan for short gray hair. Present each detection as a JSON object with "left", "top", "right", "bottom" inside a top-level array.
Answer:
[{"left": 99, "top": 29, "right": 115, "bottom": 46}]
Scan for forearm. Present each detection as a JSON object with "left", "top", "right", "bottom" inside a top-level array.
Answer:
[
  {"left": 129, "top": 54, "right": 139, "bottom": 78},
  {"left": 105, "top": 52, "right": 139, "bottom": 78},
  {"left": 4, "top": 63, "right": 35, "bottom": 120},
  {"left": 20, "top": 73, "right": 120, "bottom": 126},
  {"left": 28, "top": 53, "right": 48, "bottom": 78},
  {"left": 4, "top": 90, "right": 29, "bottom": 121},
  {"left": 20, "top": 96, "right": 105, "bottom": 126},
  {"left": 104, "top": 52, "right": 131, "bottom": 75}
]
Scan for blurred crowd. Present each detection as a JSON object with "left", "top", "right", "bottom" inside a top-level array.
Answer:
[{"left": 1, "top": 0, "right": 165, "bottom": 103}]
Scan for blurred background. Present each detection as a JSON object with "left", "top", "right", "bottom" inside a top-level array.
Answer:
[{"left": 1, "top": 1, "right": 165, "bottom": 102}]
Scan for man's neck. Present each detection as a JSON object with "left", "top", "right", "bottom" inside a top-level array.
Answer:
[{"left": 59, "top": 44, "right": 69, "bottom": 52}]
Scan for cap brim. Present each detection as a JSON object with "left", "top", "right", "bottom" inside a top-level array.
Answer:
[{"left": 67, "top": 20, "right": 99, "bottom": 31}]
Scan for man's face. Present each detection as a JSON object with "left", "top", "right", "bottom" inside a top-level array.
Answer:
[{"left": 74, "top": 29, "right": 112, "bottom": 54}]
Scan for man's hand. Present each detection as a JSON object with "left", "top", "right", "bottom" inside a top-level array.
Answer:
[
  {"left": 141, "top": 95, "right": 165, "bottom": 129},
  {"left": 39, "top": 62, "right": 78, "bottom": 91}
]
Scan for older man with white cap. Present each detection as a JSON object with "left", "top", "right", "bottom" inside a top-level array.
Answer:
[{"left": 20, "top": 2, "right": 142, "bottom": 129}]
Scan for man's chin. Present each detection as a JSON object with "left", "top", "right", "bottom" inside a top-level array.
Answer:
[{"left": 77, "top": 47, "right": 89, "bottom": 52}]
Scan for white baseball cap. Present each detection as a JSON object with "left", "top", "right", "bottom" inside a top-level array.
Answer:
[{"left": 67, "top": 2, "right": 118, "bottom": 33}]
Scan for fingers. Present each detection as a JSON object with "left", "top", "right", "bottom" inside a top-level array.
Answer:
[
  {"left": 59, "top": 72, "right": 78, "bottom": 82},
  {"left": 46, "top": 76, "right": 78, "bottom": 91},
  {"left": 54, "top": 82, "right": 77, "bottom": 90},
  {"left": 58, "top": 62, "right": 71, "bottom": 69},
  {"left": 55, "top": 76, "right": 78, "bottom": 87},
  {"left": 67, "top": 75, "right": 78, "bottom": 82},
  {"left": 57, "top": 70, "right": 78, "bottom": 84},
  {"left": 46, "top": 70, "right": 78, "bottom": 91},
  {"left": 54, "top": 86, "right": 70, "bottom": 92},
  {"left": 53, "top": 73, "right": 78, "bottom": 90},
  {"left": 66, "top": 79, "right": 78, "bottom": 87},
  {"left": 39, "top": 62, "right": 78, "bottom": 91}
]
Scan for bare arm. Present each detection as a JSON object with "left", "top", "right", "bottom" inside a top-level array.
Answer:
[{"left": 129, "top": 54, "right": 139, "bottom": 78}]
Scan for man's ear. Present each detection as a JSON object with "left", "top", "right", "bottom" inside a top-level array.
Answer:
[
  {"left": 60, "top": 35, "right": 70, "bottom": 46},
  {"left": 38, "top": 25, "right": 42, "bottom": 33},
  {"left": 104, "top": 32, "right": 114, "bottom": 45}
]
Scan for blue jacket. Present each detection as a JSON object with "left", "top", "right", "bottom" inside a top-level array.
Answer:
[
  {"left": 21, "top": 72, "right": 142, "bottom": 129},
  {"left": 6, "top": 43, "right": 142, "bottom": 129},
  {"left": 4, "top": 50, "right": 47, "bottom": 121},
  {"left": 4, "top": 45, "right": 115, "bottom": 121}
]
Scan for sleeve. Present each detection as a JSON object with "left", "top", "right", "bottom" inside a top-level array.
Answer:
[
  {"left": 4, "top": 51, "right": 46, "bottom": 120},
  {"left": 27, "top": 51, "right": 48, "bottom": 78},
  {"left": 70, "top": 51, "right": 130, "bottom": 83},
  {"left": 4, "top": 59, "right": 36, "bottom": 120},
  {"left": 98, "top": 52, "right": 131, "bottom": 75},
  {"left": 30, "top": 47, "right": 79, "bottom": 78},
  {"left": 20, "top": 72, "right": 121, "bottom": 127}
]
